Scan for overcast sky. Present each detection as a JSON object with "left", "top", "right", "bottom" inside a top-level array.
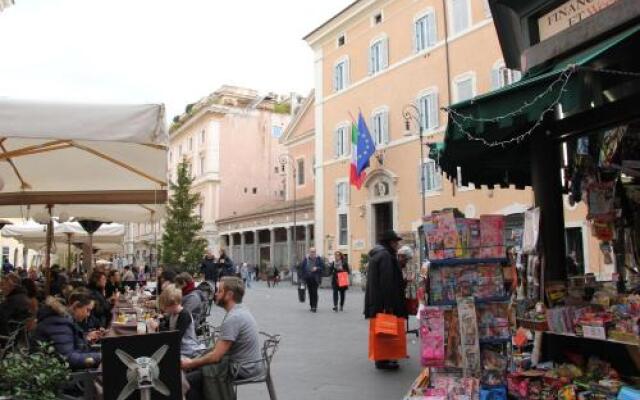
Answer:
[{"left": 0, "top": 0, "right": 350, "bottom": 119}]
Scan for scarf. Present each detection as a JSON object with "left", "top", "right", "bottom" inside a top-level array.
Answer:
[{"left": 182, "top": 281, "right": 196, "bottom": 296}]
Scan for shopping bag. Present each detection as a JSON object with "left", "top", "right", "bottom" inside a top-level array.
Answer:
[
  {"left": 297, "top": 282, "right": 306, "bottom": 303},
  {"left": 374, "top": 313, "right": 399, "bottom": 336},
  {"left": 337, "top": 271, "right": 350, "bottom": 288},
  {"left": 368, "top": 318, "right": 407, "bottom": 361}
]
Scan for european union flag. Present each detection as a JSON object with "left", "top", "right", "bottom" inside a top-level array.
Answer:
[{"left": 356, "top": 112, "right": 375, "bottom": 176}]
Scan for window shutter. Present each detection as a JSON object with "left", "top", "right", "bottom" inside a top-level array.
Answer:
[
  {"left": 333, "top": 65, "right": 339, "bottom": 92},
  {"left": 381, "top": 38, "right": 389, "bottom": 69},
  {"left": 344, "top": 59, "right": 350, "bottom": 87},
  {"left": 418, "top": 163, "right": 424, "bottom": 193},
  {"left": 429, "top": 93, "right": 439, "bottom": 129},
  {"left": 413, "top": 20, "right": 419, "bottom": 53},
  {"left": 428, "top": 12, "right": 437, "bottom": 46},
  {"left": 334, "top": 129, "right": 340, "bottom": 157},
  {"left": 335, "top": 184, "right": 340, "bottom": 206},
  {"left": 368, "top": 46, "right": 374, "bottom": 75},
  {"left": 383, "top": 111, "right": 390, "bottom": 144},
  {"left": 435, "top": 164, "right": 443, "bottom": 190}
]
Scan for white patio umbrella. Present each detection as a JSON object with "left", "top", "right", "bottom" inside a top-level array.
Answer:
[{"left": 0, "top": 99, "right": 168, "bottom": 287}]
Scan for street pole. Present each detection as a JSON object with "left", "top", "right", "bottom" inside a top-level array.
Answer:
[
  {"left": 419, "top": 124, "right": 426, "bottom": 219},
  {"left": 278, "top": 154, "right": 297, "bottom": 282}
]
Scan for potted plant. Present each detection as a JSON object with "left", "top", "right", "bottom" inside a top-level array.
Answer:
[{"left": 0, "top": 343, "right": 71, "bottom": 400}]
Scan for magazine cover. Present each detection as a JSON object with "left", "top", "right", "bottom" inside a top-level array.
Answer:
[{"left": 466, "top": 219, "right": 482, "bottom": 258}]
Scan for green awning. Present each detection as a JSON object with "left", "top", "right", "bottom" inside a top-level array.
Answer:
[{"left": 439, "top": 24, "right": 640, "bottom": 189}]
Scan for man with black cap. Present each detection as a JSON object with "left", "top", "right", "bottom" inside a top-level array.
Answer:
[{"left": 364, "top": 230, "right": 408, "bottom": 370}]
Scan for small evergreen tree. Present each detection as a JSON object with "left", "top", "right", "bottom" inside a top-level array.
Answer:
[{"left": 161, "top": 160, "right": 207, "bottom": 273}]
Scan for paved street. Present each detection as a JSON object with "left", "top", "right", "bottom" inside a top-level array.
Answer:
[{"left": 208, "top": 281, "right": 422, "bottom": 400}]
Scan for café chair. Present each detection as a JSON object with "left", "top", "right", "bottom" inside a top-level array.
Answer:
[{"left": 231, "top": 331, "right": 280, "bottom": 400}]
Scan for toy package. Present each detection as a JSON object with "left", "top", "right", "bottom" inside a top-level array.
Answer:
[
  {"left": 458, "top": 297, "right": 482, "bottom": 377},
  {"left": 480, "top": 215, "right": 505, "bottom": 258},
  {"left": 424, "top": 211, "right": 459, "bottom": 260},
  {"left": 420, "top": 307, "right": 445, "bottom": 367},
  {"left": 467, "top": 219, "right": 482, "bottom": 258},
  {"left": 456, "top": 218, "right": 471, "bottom": 258}
]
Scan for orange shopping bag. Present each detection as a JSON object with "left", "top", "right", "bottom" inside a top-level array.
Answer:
[
  {"left": 368, "top": 318, "right": 407, "bottom": 361},
  {"left": 374, "top": 313, "right": 399, "bottom": 336},
  {"left": 337, "top": 271, "right": 350, "bottom": 288}
]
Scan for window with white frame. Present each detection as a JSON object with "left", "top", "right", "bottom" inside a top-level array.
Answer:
[
  {"left": 334, "top": 125, "right": 350, "bottom": 158},
  {"left": 491, "top": 63, "right": 522, "bottom": 89},
  {"left": 178, "top": 144, "right": 183, "bottom": 157},
  {"left": 451, "top": 0, "right": 471, "bottom": 35},
  {"left": 334, "top": 59, "right": 349, "bottom": 92},
  {"left": 420, "top": 159, "right": 443, "bottom": 192},
  {"left": 296, "top": 158, "right": 305, "bottom": 186},
  {"left": 415, "top": 11, "right": 437, "bottom": 52},
  {"left": 455, "top": 74, "right": 475, "bottom": 102},
  {"left": 338, "top": 213, "right": 348, "bottom": 246},
  {"left": 369, "top": 37, "right": 388, "bottom": 75},
  {"left": 418, "top": 91, "right": 439, "bottom": 131},
  {"left": 201, "top": 129, "right": 206, "bottom": 144},
  {"left": 189, "top": 137, "right": 193, "bottom": 151},
  {"left": 372, "top": 109, "right": 389, "bottom": 146},
  {"left": 200, "top": 155, "right": 206, "bottom": 175},
  {"left": 336, "top": 182, "right": 349, "bottom": 207}
]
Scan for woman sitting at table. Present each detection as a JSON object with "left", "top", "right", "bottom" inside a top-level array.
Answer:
[
  {"left": 35, "top": 289, "right": 102, "bottom": 370},
  {"left": 86, "top": 271, "right": 113, "bottom": 330},
  {"left": 155, "top": 284, "right": 206, "bottom": 358}
]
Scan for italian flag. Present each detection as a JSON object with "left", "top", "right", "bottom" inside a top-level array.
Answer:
[{"left": 349, "top": 122, "right": 366, "bottom": 189}]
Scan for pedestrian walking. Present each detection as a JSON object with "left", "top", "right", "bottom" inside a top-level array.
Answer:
[
  {"left": 298, "top": 247, "right": 324, "bottom": 312},
  {"left": 200, "top": 251, "right": 219, "bottom": 289},
  {"left": 240, "top": 262, "right": 250, "bottom": 288},
  {"left": 364, "top": 230, "right": 408, "bottom": 370},
  {"left": 330, "top": 251, "right": 350, "bottom": 312}
]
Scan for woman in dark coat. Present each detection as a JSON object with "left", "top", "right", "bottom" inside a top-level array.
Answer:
[
  {"left": 329, "top": 251, "right": 350, "bottom": 312},
  {"left": 85, "top": 271, "right": 112, "bottom": 330},
  {"left": 35, "top": 291, "right": 101, "bottom": 370}
]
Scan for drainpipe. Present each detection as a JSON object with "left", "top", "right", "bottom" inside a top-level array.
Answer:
[{"left": 442, "top": 0, "right": 453, "bottom": 108}]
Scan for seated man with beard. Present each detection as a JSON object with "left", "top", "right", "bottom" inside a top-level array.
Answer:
[{"left": 181, "top": 277, "right": 262, "bottom": 400}]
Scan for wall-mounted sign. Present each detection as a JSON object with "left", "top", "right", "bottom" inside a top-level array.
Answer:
[
  {"left": 538, "top": 0, "right": 617, "bottom": 41},
  {"left": 352, "top": 239, "right": 366, "bottom": 250}
]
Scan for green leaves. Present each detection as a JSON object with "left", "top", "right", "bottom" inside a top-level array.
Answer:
[
  {"left": 0, "top": 341, "right": 70, "bottom": 400},
  {"left": 162, "top": 160, "right": 208, "bottom": 274}
]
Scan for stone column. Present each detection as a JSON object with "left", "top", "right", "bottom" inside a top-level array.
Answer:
[
  {"left": 253, "top": 230, "right": 259, "bottom": 268},
  {"left": 286, "top": 226, "right": 293, "bottom": 269},
  {"left": 240, "top": 232, "right": 246, "bottom": 263},
  {"left": 228, "top": 234, "right": 235, "bottom": 259},
  {"left": 269, "top": 228, "right": 275, "bottom": 270}
]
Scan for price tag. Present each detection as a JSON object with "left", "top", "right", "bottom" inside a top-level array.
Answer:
[{"left": 582, "top": 325, "right": 606, "bottom": 340}]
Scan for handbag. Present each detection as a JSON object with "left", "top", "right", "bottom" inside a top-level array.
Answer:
[
  {"left": 368, "top": 318, "right": 407, "bottom": 361},
  {"left": 373, "top": 313, "right": 399, "bottom": 336},
  {"left": 297, "top": 282, "right": 306, "bottom": 303},
  {"left": 337, "top": 271, "right": 350, "bottom": 288}
]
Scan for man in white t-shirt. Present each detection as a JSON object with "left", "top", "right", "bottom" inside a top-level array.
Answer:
[{"left": 181, "top": 276, "right": 261, "bottom": 400}]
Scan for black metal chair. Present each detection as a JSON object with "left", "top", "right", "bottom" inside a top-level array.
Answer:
[{"left": 231, "top": 331, "right": 280, "bottom": 400}]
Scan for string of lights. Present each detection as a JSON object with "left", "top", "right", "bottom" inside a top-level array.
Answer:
[{"left": 442, "top": 65, "right": 640, "bottom": 148}]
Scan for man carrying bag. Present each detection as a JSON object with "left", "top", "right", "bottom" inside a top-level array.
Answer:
[
  {"left": 297, "top": 248, "right": 324, "bottom": 313},
  {"left": 363, "top": 230, "right": 408, "bottom": 370}
]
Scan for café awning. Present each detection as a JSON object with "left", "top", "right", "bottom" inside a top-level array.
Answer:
[
  {"left": 0, "top": 100, "right": 168, "bottom": 222},
  {"left": 439, "top": 23, "right": 640, "bottom": 188}
]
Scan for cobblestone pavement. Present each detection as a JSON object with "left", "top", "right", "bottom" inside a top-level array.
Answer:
[{"left": 208, "top": 281, "right": 422, "bottom": 400}]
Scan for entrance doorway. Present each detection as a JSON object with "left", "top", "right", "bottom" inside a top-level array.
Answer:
[
  {"left": 259, "top": 246, "right": 270, "bottom": 279},
  {"left": 373, "top": 202, "right": 393, "bottom": 243}
]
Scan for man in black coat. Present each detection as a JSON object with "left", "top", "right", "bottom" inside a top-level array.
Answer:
[
  {"left": 363, "top": 230, "right": 407, "bottom": 370},
  {"left": 200, "top": 251, "right": 218, "bottom": 286},
  {"left": 298, "top": 247, "right": 324, "bottom": 312},
  {"left": 0, "top": 272, "right": 32, "bottom": 336}
]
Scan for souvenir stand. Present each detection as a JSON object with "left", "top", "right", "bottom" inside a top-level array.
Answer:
[{"left": 403, "top": 1, "right": 640, "bottom": 397}]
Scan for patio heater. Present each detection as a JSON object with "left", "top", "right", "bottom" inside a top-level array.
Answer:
[{"left": 77, "top": 219, "right": 104, "bottom": 274}]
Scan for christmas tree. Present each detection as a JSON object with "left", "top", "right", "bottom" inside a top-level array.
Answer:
[{"left": 161, "top": 160, "right": 207, "bottom": 273}]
